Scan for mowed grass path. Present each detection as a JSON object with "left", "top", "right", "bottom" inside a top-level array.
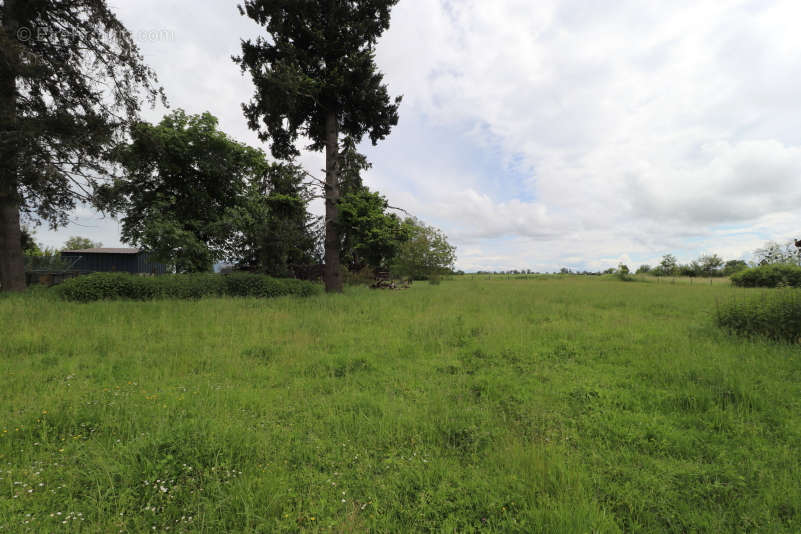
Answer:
[{"left": 1, "top": 277, "right": 800, "bottom": 532}]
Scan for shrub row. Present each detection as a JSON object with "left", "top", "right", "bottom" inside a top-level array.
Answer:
[
  {"left": 56, "top": 272, "right": 321, "bottom": 302},
  {"left": 716, "top": 289, "right": 801, "bottom": 343},
  {"left": 730, "top": 264, "right": 801, "bottom": 288}
]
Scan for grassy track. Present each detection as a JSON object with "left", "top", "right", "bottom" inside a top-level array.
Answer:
[{"left": 1, "top": 277, "right": 800, "bottom": 532}]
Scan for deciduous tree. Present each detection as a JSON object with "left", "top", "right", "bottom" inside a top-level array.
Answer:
[
  {"left": 98, "top": 110, "right": 268, "bottom": 273},
  {"left": 722, "top": 259, "right": 748, "bottom": 277},
  {"left": 659, "top": 254, "right": 678, "bottom": 276},
  {"left": 62, "top": 236, "right": 102, "bottom": 251},
  {"left": 391, "top": 219, "right": 456, "bottom": 280},
  {"left": 338, "top": 186, "right": 410, "bottom": 272},
  {"left": 20, "top": 225, "right": 38, "bottom": 254},
  {"left": 698, "top": 254, "right": 724, "bottom": 276}
]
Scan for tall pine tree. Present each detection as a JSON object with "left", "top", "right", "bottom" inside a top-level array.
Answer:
[
  {"left": 0, "top": 0, "right": 161, "bottom": 291},
  {"left": 235, "top": 0, "right": 401, "bottom": 292}
]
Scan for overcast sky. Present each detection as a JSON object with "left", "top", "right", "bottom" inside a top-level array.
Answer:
[{"left": 35, "top": 0, "right": 801, "bottom": 272}]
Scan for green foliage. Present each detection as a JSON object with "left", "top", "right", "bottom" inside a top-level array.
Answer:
[
  {"left": 731, "top": 264, "right": 801, "bottom": 288},
  {"left": 679, "top": 261, "right": 702, "bottom": 277},
  {"left": 717, "top": 289, "right": 801, "bottom": 343},
  {"left": 753, "top": 240, "right": 801, "bottom": 266},
  {"left": 22, "top": 227, "right": 68, "bottom": 271},
  {"left": 391, "top": 219, "right": 456, "bottom": 280},
  {"left": 1, "top": 0, "right": 161, "bottom": 227},
  {"left": 635, "top": 264, "right": 651, "bottom": 275},
  {"left": 615, "top": 264, "right": 633, "bottom": 281},
  {"left": 698, "top": 254, "right": 724, "bottom": 276},
  {"left": 342, "top": 266, "right": 376, "bottom": 286},
  {"left": 338, "top": 187, "right": 409, "bottom": 271},
  {"left": 20, "top": 226, "right": 39, "bottom": 255},
  {"left": 23, "top": 246, "right": 70, "bottom": 272},
  {"left": 235, "top": 0, "right": 402, "bottom": 159},
  {"left": 723, "top": 259, "right": 749, "bottom": 277},
  {"left": 3, "top": 277, "right": 801, "bottom": 531},
  {"left": 658, "top": 254, "right": 678, "bottom": 276},
  {"left": 55, "top": 273, "right": 320, "bottom": 302},
  {"left": 61, "top": 236, "right": 103, "bottom": 251},
  {"left": 232, "top": 163, "right": 320, "bottom": 277},
  {"left": 223, "top": 273, "right": 320, "bottom": 299},
  {"left": 235, "top": 0, "right": 403, "bottom": 292},
  {"left": 99, "top": 110, "right": 315, "bottom": 274}
]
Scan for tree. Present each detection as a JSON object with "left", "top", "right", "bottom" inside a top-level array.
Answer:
[
  {"left": 62, "top": 236, "right": 102, "bottom": 251},
  {"left": 616, "top": 263, "right": 633, "bottom": 281},
  {"left": 678, "top": 261, "right": 702, "bottom": 277},
  {"left": 391, "top": 219, "right": 456, "bottom": 280},
  {"left": 338, "top": 186, "right": 410, "bottom": 272},
  {"left": 698, "top": 254, "right": 724, "bottom": 276},
  {"left": 236, "top": 0, "right": 402, "bottom": 293},
  {"left": 98, "top": 110, "right": 269, "bottom": 273},
  {"left": 0, "top": 0, "right": 161, "bottom": 291},
  {"left": 659, "top": 254, "right": 678, "bottom": 276},
  {"left": 635, "top": 264, "right": 651, "bottom": 275},
  {"left": 754, "top": 241, "right": 801, "bottom": 266},
  {"left": 20, "top": 225, "right": 39, "bottom": 254},
  {"left": 722, "top": 259, "right": 748, "bottom": 277},
  {"left": 233, "top": 162, "right": 320, "bottom": 277}
]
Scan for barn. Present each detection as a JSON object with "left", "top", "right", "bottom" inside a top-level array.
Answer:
[{"left": 60, "top": 248, "right": 168, "bottom": 275}]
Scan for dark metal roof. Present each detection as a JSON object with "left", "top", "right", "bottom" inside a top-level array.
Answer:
[{"left": 61, "top": 248, "right": 141, "bottom": 254}]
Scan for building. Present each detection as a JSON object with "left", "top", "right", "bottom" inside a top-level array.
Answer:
[{"left": 59, "top": 248, "right": 168, "bottom": 275}]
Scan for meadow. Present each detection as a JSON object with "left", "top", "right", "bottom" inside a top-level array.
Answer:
[{"left": 1, "top": 277, "right": 800, "bottom": 533}]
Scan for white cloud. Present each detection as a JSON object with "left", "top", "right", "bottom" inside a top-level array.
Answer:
[
  {"left": 39, "top": 0, "right": 801, "bottom": 271},
  {"left": 367, "top": 0, "right": 801, "bottom": 269}
]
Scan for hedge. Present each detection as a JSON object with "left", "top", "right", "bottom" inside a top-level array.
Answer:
[
  {"left": 56, "top": 272, "right": 321, "bottom": 302},
  {"left": 730, "top": 264, "right": 801, "bottom": 288}
]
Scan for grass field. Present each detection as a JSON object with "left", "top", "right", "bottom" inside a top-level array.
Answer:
[{"left": 1, "top": 277, "right": 800, "bottom": 532}]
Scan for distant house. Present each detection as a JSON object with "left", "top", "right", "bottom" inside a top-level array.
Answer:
[{"left": 60, "top": 248, "right": 168, "bottom": 275}]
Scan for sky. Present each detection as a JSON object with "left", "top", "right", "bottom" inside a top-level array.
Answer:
[{"left": 34, "top": 0, "right": 801, "bottom": 272}]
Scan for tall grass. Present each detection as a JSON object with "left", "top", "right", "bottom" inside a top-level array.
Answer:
[
  {"left": 1, "top": 278, "right": 800, "bottom": 532},
  {"left": 717, "top": 288, "right": 801, "bottom": 343}
]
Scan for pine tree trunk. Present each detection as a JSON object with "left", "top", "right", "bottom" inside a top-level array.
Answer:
[
  {"left": 0, "top": 0, "right": 26, "bottom": 292},
  {"left": 323, "top": 110, "right": 343, "bottom": 293}
]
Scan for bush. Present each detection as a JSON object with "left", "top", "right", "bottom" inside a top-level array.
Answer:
[
  {"left": 730, "top": 264, "right": 801, "bottom": 288},
  {"left": 428, "top": 274, "right": 442, "bottom": 285},
  {"left": 716, "top": 289, "right": 801, "bottom": 343},
  {"left": 343, "top": 267, "right": 375, "bottom": 286},
  {"left": 56, "top": 272, "right": 320, "bottom": 302}
]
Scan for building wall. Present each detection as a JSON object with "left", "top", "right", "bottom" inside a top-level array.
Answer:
[{"left": 60, "top": 253, "right": 168, "bottom": 274}]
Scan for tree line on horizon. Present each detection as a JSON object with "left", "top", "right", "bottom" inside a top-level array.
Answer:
[
  {"left": 0, "top": 0, "right": 455, "bottom": 292},
  {"left": 474, "top": 239, "right": 801, "bottom": 278}
]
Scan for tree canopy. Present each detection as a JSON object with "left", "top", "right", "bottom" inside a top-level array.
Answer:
[
  {"left": 754, "top": 241, "right": 801, "bottom": 266},
  {"left": 99, "top": 110, "right": 318, "bottom": 276},
  {"left": 0, "top": 0, "right": 162, "bottom": 291},
  {"left": 236, "top": 0, "right": 402, "bottom": 292},
  {"left": 20, "top": 225, "right": 39, "bottom": 255},
  {"left": 98, "top": 110, "right": 269, "bottom": 273},
  {"left": 391, "top": 219, "right": 456, "bottom": 280},
  {"left": 232, "top": 162, "right": 320, "bottom": 277},
  {"left": 338, "top": 186, "right": 411, "bottom": 272},
  {"left": 62, "top": 236, "right": 103, "bottom": 251}
]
